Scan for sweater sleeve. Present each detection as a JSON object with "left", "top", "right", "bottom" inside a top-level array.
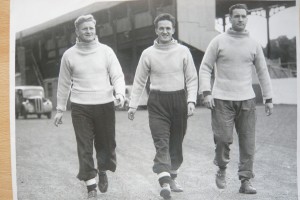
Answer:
[
  {"left": 183, "top": 48, "right": 198, "bottom": 103},
  {"left": 254, "top": 44, "right": 273, "bottom": 100},
  {"left": 129, "top": 52, "right": 150, "bottom": 109},
  {"left": 56, "top": 53, "right": 72, "bottom": 111},
  {"left": 107, "top": 47, "right": 125, "bottom": 97},
  {"left": 198, "top": 38, "right": 218, "bottom": 94}
]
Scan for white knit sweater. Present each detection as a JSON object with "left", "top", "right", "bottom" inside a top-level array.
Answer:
[
  {"left": 129, "top": 39, "right": 198, "bottom": 109},
  {"left": 199, "top": 29, "right": 273, "bottom": 101},
  {"left": 56, "top": 38, "right": 125, "bottom": 111}
]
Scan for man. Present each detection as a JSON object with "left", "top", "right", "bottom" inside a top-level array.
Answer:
[
  {"left": 53, "top": 14, "right": 125, "bottom": 199},
  {"left": 128, "top": 13, "right": 198, "bottom": 199},
  {"left": 199, "top": 4, "right": 273, "bottom": 194}
]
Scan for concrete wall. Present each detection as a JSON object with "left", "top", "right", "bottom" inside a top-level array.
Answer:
[
  {"left": 176, "top": 0, "right": 219, "bottom": 51},
  {"left": 253, "top": 78, "right": 296, "bottom": 105},
  {"left": 271, "top": 78, "right": 297, "bottom": 105},
  {"left": 252, "top": 66, "right": 296, "bottom": 104}
]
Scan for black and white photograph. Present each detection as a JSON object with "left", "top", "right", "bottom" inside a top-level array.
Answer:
[{"left": 11, "top": 0, "right": 298, "bottom": 199}]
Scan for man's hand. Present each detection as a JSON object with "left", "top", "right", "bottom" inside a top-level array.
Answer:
[
  {"left": 114, "top": 94, "right": 125, "bottom": 108},
  {"left": 265, "top": 102, "right": 273, "bottom": 116},
  {"left": 187, "top": 102, "right": 195, "bottom": 117},
  {"left": 54, "top": 112, "right": 63, "bottom": 127},
  {"left": 128, "top": 107, "right": 137, "bottom": 120},
  {"left": 203, "top": 94, "right": 215, "bottom": 109}
]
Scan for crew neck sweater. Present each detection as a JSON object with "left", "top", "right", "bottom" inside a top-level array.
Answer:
[
  {"left": 199, "top": 29, "right": 273, "bottom": 101},
  {"left": 129, "top": 39, "right": 198, "bottom": 109},
  {"left": 56, "top": 38, "right": 125, "bottom": 111}
]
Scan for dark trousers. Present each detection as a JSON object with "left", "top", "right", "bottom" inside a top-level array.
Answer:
[
  {"left": 147, "top": 90, "right": 188, "bottom": 175},
  {"left": 71, "top": 102, "right": 116, "bottom": 181},
  {"left": 211, "top": 98, "right": 256, "bottom": 179}
]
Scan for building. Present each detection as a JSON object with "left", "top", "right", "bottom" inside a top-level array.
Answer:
[{"left": 15, "top": 0, "right": 296, "bottom": 108}]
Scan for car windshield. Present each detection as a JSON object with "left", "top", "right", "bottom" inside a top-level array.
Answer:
[{"left": 22, "top": 89, "right": 44, "bottom": 98}]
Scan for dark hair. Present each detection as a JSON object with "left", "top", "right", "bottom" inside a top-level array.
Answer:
[
  {"left": 74, "top": 14, "right": 96, "bottom": 29},
  {"left": 229, "top": 4, "right": 249, "bottom": 16},
  {"left": 153, "top": 13, "right": 176, "bottom": 28}
]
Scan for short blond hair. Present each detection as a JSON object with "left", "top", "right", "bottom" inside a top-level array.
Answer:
[{"left": 74, "top": 14, "right": 96, "bottom": 29}]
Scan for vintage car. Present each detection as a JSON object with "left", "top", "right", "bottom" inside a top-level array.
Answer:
[{"left": 15, "top": 86, "right": 53, "bottom": 119}]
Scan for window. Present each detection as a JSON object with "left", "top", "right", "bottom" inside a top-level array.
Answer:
[
  {"left": 131, "top": 0, "right": 149, "bottom": 13},
  {"left": 153, "top": 0, "right": 172, "bottom": 8},
  {"left": 94, "top": 11, "right": 109, "bottom": 24},
  {"left": 111, "top": 3, "right": 128, "bottom": 19}
]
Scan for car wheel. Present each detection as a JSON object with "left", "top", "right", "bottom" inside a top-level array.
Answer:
[
  {"left": 46, "top": 112, "right": 52, "bottom": 119},
  {"left": 23, "top": 111, "right": 27, "bottom": 119},
  {"left": 37, "top": 114, "right": 41, "bottom": 119}
]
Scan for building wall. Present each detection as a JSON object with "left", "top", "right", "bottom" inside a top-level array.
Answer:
[
  {"left": 271, "top": 78, "right": 297, "bottom": 104},
  {"left": 176, "top": 0, "right": 219, "bottom": 51},
  {"left": 15, "top": 0, "right": 180, "bottom": 110}
]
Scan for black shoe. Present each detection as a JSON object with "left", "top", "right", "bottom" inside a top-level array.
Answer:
[
  {"left": 98, "top": 172, "right": 108, "bottom": 193},
  {"left": 169, "top": 179, "right": 183, "bottom": 192},
  {"left": 215, "top": 169, "right": 226, "bottom": 189},
  {"left": 160, "top": 183, "right": 171, "bottom": 199},
  {"left": 239, "top": 179, "right": 257, "bottom": 194},
  {"left": 87, "top": 189, "right": 97, "bottom": 199}
]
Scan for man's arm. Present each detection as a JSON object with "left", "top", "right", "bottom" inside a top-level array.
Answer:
[
  {"left": 129, "top": 52, "right": 150, "bottom": 109},
  {"left": 183, "top": 48, "right": 198, "bottom": 116},
  {"left": 254, "top": 44, "right": 273, "bottom": 116},
  {"left": 56, "top": 54, "right": 72, "bottom": 112},
  {"left": 107, "top": 48, "right": 125, "bottom": 96},
  {"left": 183, "top": 48, "right": 198, "bottom": 105},
  {"left": 198, "top": 38, "right": 218, "bottom": 109},
  {"left": 54, "top": 54, "right": 72, "bottom": 126},
  {"left": 198, "top": 38, "right": 218, "bottom": 95},
  {"left": 107, "top": 47, "right": 126, "bottom": 107},
  {"left": 254, "top": 44, "right": 273, "bottom": 101}
]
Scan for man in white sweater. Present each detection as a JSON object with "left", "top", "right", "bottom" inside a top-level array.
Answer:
[
  {"left": 128, "top": 13, "right": 198, "bottom": 199},
  {"left": 53, "top": 14, "right": 125, "bottom": 199},
  {"left": 199, "top": 4, "right": 273, "bottom": 194}
]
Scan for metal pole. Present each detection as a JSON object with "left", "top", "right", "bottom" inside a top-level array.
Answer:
[
  {"left": 266, "top": 7, "right": 271, "bottom": 58},
  {"left": 223, "top": 15, "right": 226, "bottom": 32}
]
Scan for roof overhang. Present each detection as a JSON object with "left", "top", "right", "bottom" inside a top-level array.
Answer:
[
  {"left": 15, "top": 1, "right": 127, "bottom": 39},
  {"left": 216, "top": 0, "right": 296, "bottom": 18}
]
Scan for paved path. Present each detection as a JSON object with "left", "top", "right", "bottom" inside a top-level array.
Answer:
[{"left": 15, "top": 105, "right": 297, "bottom": 200}]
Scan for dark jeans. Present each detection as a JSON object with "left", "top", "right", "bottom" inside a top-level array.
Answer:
[
  {"left": 71, "top": 102, "right": 116, "bottom": 181},
  {"left": 211, "top": 98, "right": 256, "bottom": 179},
  {"left": 147, "top": 90, "right": 188, "bottom": 175}
]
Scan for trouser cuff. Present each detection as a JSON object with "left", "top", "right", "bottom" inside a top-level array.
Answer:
[
  {"left": 238, "top": 171, "right": 254, "bottom": 180},
  {"left": 85, "top": 178, "right": 97, "bottom": 186},
  {"left": 170, "top": 169, "right": 178, "bottom": 179},
  {"left": 158, "top": 172, "right": 171, "bottom": 186},
  {"left": 86, "top": 178, "right": 97, "bottom": 192}
]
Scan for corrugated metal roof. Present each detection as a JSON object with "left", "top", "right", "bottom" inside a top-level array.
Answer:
[
  {"left": 216, "top": 0, "right": 296, "bottom": 18},
  {"left": 16, "top": 1, "right": 125, "bottom": 39}
]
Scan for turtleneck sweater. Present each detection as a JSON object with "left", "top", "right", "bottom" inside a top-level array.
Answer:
[
  {"left": 129, "top": 39, "right": 198, "bottom": 109},
  {"left": 199, "top": 29, "right": 273, "bottom": 101},
  {"left": 57, "top": 38, "right": 125, "bottom": 111}
]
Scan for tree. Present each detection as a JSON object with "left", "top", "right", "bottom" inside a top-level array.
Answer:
[{"left": 264, "top": 35, "right": 296, "bottom": 66}]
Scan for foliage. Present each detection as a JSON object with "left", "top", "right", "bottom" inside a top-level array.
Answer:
[{"left": 263, "top": 36, "right": 296, "bottom": 65}]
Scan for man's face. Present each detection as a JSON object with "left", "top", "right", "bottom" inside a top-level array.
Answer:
[
  {"left": 229, "top": 8, "right": 248, "bottom": 32},
  {"left": 155, "top": 20, "right": 175, "bottom": 44},
  {"left": 76, "top": 21, "right": 96, "bottom": 43}
]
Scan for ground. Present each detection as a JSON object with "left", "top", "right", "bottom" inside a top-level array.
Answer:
[{"left": 15, "top": 105, "right": 297, "bottom": 200}]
